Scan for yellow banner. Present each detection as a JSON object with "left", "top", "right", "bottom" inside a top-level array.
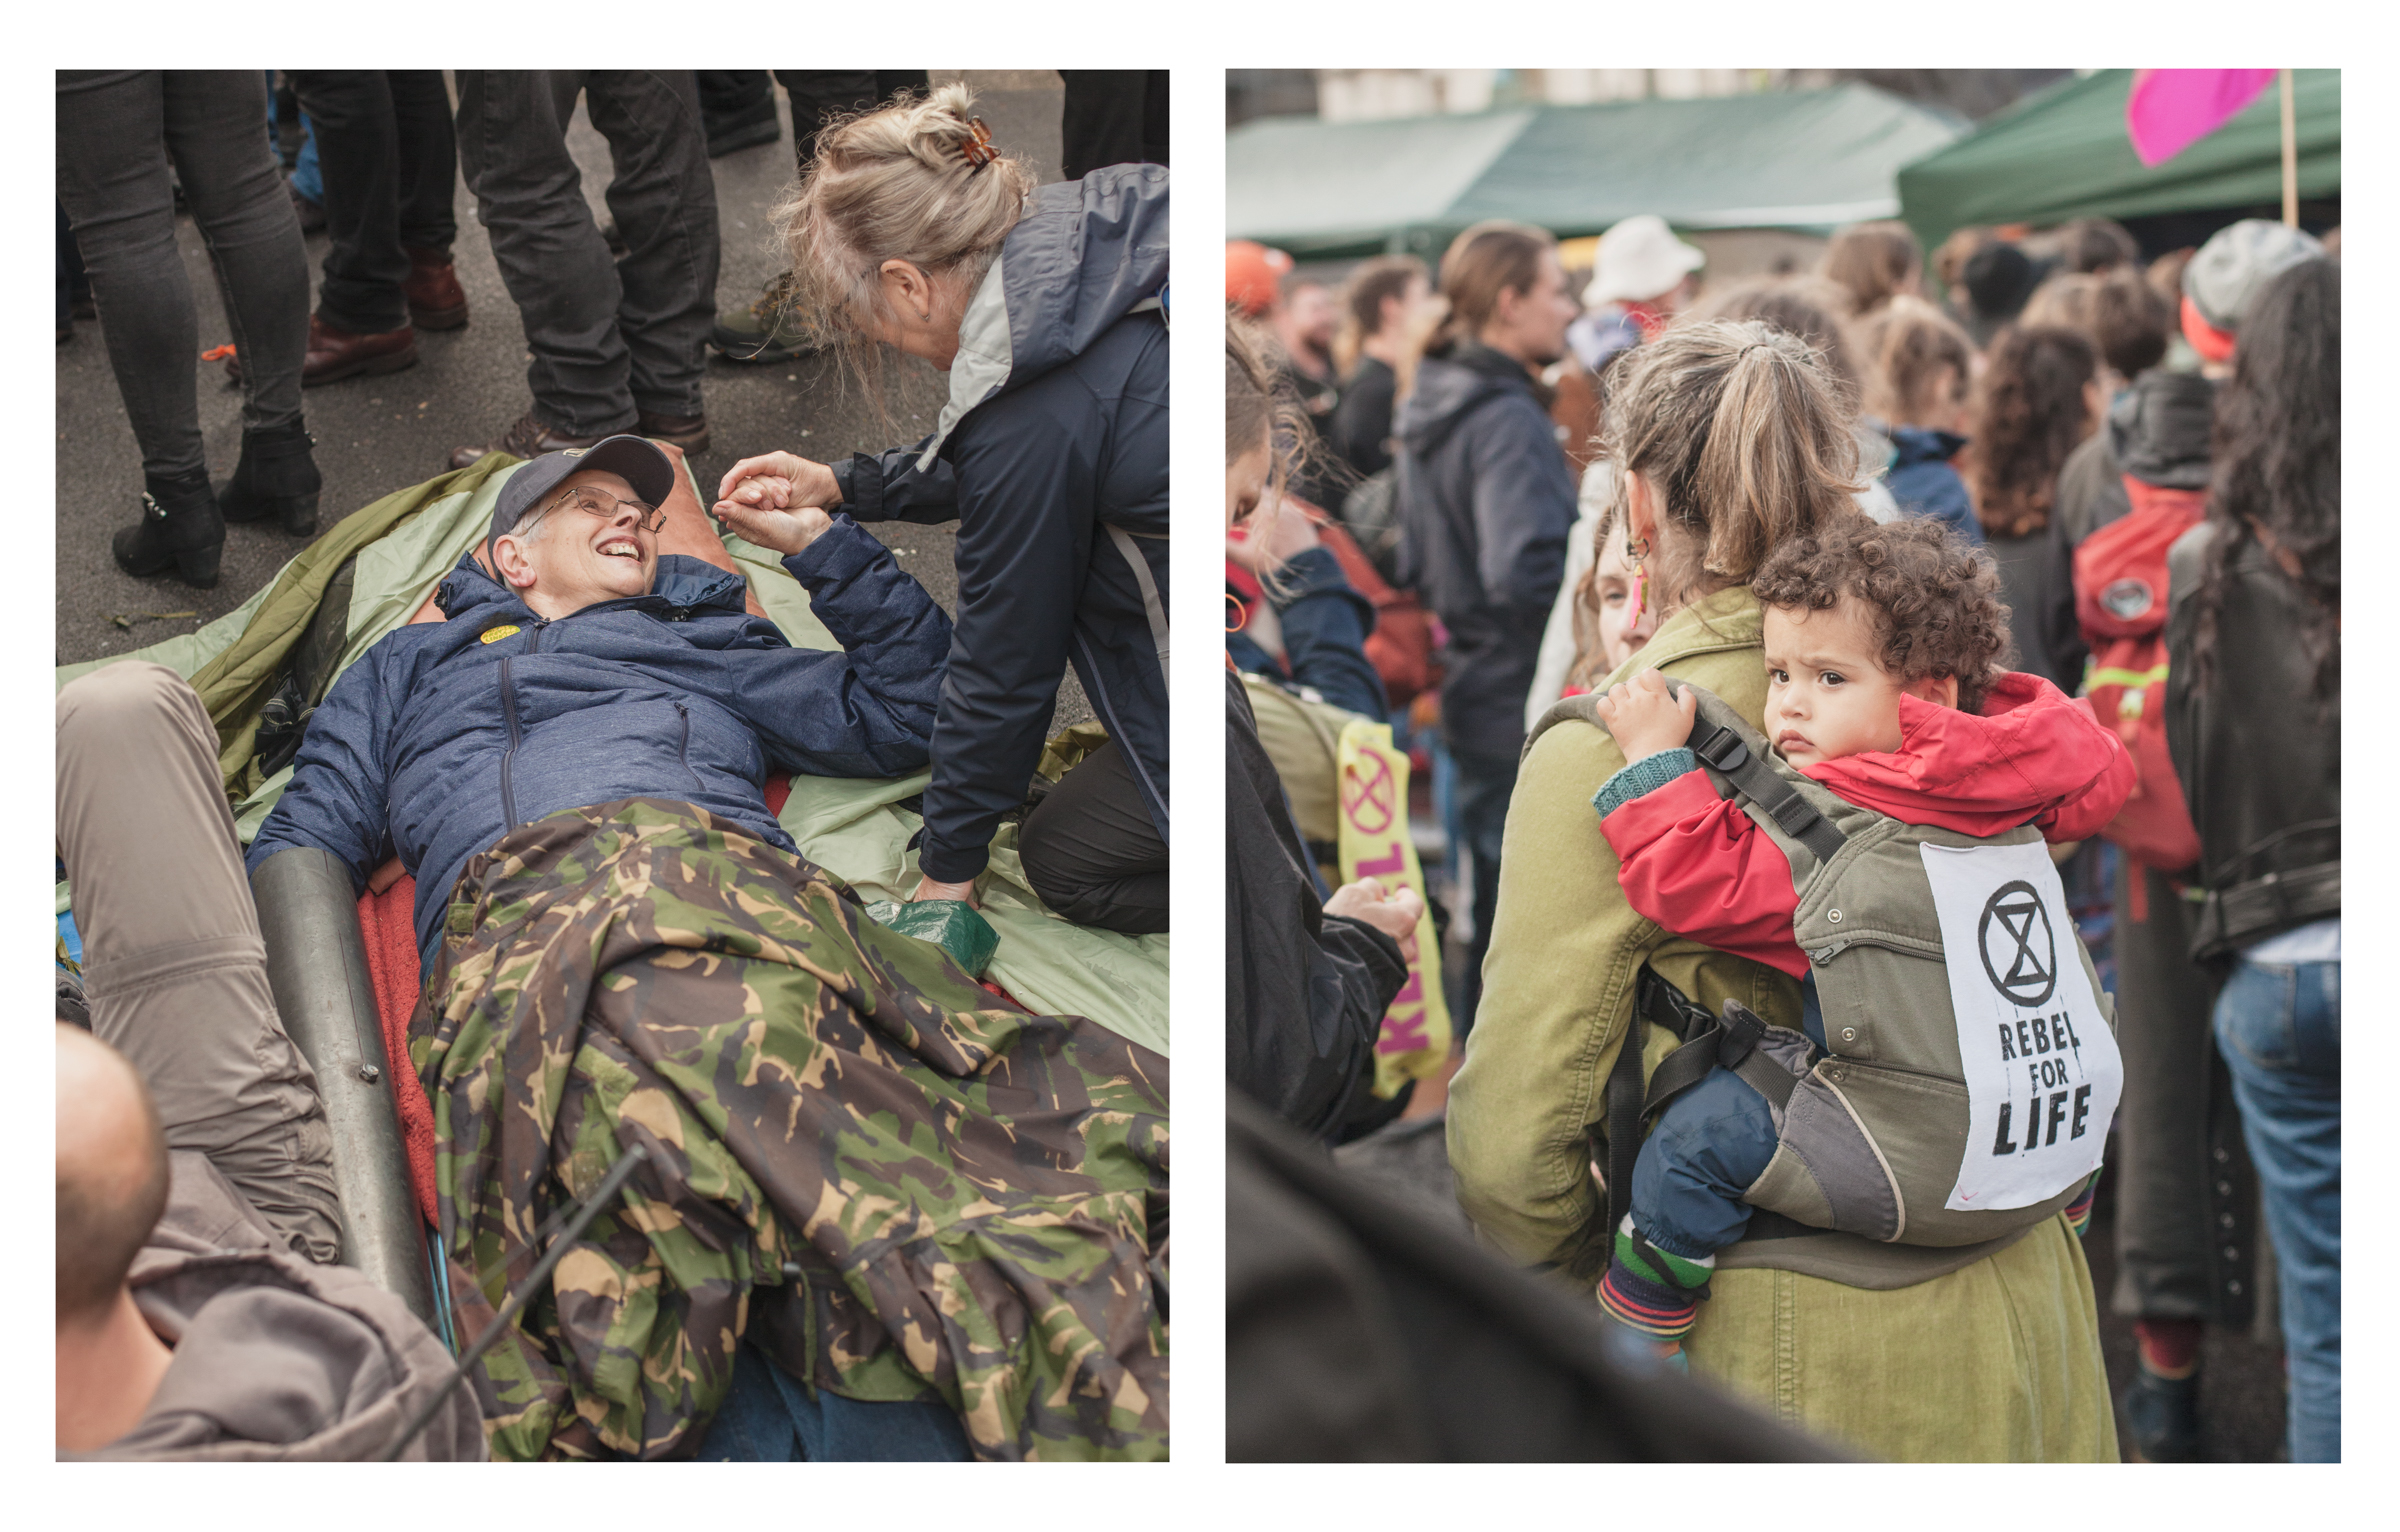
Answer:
[{"left": 1335, "top": 718, "right": 1453, "bottom": 1097}]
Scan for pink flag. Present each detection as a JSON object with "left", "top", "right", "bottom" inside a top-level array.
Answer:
[{"left": 2126, "top": 69, "right": 2276, "bottom": 167}]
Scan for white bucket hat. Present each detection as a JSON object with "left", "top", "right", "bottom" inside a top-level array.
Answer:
[{"left": 1584, "top": 214, "right": 1705, "bottom": 307}]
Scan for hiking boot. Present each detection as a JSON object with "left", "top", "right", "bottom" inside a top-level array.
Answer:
[
  {"left": 710, "top": 269, "right": 818, "bottom": 364},
  {"left": 2119, "top": 1365, "right": 2203, "bottom": 1462},
  {"left": 636, "top": 410, "right": 710, "bottom": 454},
  {"left": 447, "top": 413, "right": 607, "bottom": 472},
  {"left": 112, "top": 469, "right": 224, "bottom": 588},
  {"left": 216, "top": 418, "right": 323, "bottom": 537},
  {"left": 301, "top": 312, "right": 417, "bottom": 386},
  {"left": 402, "top": 246, "right": 469, "bottom": 330}
]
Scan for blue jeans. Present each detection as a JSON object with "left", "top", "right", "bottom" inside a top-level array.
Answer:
[
  {"left": 2214, "top": 955, "right": 2340, "bottom": 1462},
  {"left": 697, "top": 1340, "right": 975, "bottom": 1461}
]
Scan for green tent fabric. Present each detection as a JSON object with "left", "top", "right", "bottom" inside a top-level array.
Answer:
[
  {"left": 57, "top": 469, "right": 1169, "bottom": 1057},
  {"left": 1229, "top": 85, "right": 1963, "bottom": 261},
  {"left": 1898, "top": 70, "right": 2340, "bottom": 253},
  {"left": 56, "top": 453, "right": 525, "bottom": 790}
]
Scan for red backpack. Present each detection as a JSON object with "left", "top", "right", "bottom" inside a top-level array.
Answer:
[{"left": 2074, "top": 477, "right": 2206, "bottom": 892}]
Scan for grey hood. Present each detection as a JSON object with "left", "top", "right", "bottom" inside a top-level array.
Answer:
[
  {"left": 68, "top": 1154, "right": 485, "bottom": 1462},
  {"left": 918, "top": 162, "right": 1169, "bottom": 467},
  {"left": 2109, "top": 370, "right": 2217, "bottom": 491}
]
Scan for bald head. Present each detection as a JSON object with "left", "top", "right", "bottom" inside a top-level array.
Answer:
[{"left": 57, "top": 1026, "right": 169, "bottom": 1326}]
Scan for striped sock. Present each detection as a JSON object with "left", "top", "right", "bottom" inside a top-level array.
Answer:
[
  {"left": 1596, "top": 1217, "right": 1715, "bottom": 1339},
  {"left": 2063, "top": 1172, "right": 2100, "bottom": 1238}
]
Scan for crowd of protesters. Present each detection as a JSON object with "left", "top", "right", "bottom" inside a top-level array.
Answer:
[
  {"left": 1226, "top": 206, "right": 2338, "bottom": 1463},
  {"left": 57, "top": 69, "right": 1170, "bottom": 1462}
]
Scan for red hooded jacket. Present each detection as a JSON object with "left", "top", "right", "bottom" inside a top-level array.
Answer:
[{"left": 1600, "top": 672, "right": 2135, "bottom": 978}]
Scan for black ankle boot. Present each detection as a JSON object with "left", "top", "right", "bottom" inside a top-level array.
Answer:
[
  {"left": 216, "top": 419, "right": 323, "bottom": 536},
  {"left": 112, "top": 470, "right": 224, "bottom": 588}
]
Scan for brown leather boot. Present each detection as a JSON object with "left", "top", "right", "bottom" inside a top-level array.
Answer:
[
  {"left": 302, "top": 312, "right": 417, "bottom": 386},
  {"left": 448, "top": 413, "right": 608, "bottom": 472},
  {"left": 635, "top": 410, "right": 710, "bottom": 454},
  {"left": 403, "top": 246, "right": 469, "bottom": 330}
]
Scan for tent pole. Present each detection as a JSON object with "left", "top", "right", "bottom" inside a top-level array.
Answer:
[{"left": 2280, "top": 68, "right": 2298, "bottom": 228}]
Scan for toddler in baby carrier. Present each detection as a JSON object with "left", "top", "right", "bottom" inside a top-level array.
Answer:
[{"left": 1570, "top": 518, "right": 2133, "bottom": 1355}]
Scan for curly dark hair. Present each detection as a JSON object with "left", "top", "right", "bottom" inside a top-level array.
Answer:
[
  {"left": 1752, "top": 516, "right": 2013, "bottom": 713},
  {"left": 1968, "top": 324, "right": 2096, "bottom": 537}
]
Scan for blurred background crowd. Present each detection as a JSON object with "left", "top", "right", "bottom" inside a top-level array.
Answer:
[{"left": 1224, "top": 66, "right": 2337, "bottom": 1462}]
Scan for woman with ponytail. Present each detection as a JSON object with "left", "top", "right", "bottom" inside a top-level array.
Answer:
[
  {"left": 715, "top": 85, "right": 1171, "bottom": 936},
  {"left": 1451, "top": 320, "right": 2120, "bottom": 1461}
]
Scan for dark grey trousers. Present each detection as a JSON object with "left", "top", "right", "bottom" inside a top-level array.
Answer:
[
  {"left": 55, "top": 70, "right": 309, "bottom": 480},
  {"left": 454, "top": 70, "right": 719, "bottom": 433},
  {"left": 286, "top": 70, "right": 459, "bottom": 335}
]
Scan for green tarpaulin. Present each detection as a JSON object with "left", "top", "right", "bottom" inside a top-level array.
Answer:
[
  {"left": 1229, "top": 85, "right": 1963, "bottom": 261},
  {"left": 1898, "top": 70, "right": 2340, "bottom": 253}
]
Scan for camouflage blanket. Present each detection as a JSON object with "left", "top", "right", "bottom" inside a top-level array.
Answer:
[{"left": 412, "top": 798, "right": 1169, "bottom": 1461}]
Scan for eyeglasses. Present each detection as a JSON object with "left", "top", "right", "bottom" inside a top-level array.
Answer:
[{"left": 531, "top": 485, "right": 667, "bottom": 535}]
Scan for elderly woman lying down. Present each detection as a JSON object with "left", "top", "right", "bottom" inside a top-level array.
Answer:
[{"left": 243, "top": 435, "right": 1168, "bottom": 1461}]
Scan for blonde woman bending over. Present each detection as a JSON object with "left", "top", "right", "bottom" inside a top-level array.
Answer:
[{"left": 715, "top": 85, "right": 1170, "bottom": 935}]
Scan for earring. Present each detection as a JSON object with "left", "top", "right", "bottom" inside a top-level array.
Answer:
[
  {"left": 1226, "top": 592, "right": 1248, "bottom": 633},
  {"left": 1624, "top": 535, "right": 1651, "bottom": 628}
]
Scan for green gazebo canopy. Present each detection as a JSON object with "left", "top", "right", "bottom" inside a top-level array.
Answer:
[
  {"left": 1229, "top": 85, "right": 1964, "bottom": 262},
  {"left": 1897, "top": 69, "right": 2340, "bottom": 252}
]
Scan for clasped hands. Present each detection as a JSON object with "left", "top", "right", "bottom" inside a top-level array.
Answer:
[{"left": 711, "top": 451, "right": 842, "bottom": 556}]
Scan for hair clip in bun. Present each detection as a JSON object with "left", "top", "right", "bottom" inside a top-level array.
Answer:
[{"left": 955, "top": 117, "right": 999, "bottom": 171}]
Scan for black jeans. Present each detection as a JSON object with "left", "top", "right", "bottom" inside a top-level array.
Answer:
[
  {"left": 1449, "top": 744, "right": 1520, "bottom": 1038},
  {"left": 776, "top": 71, "right": 930, "bottom": 169},
  {"left": 1018, "top": 738, "right": 1168, "bottom": 935},
  {"left": 56, "top": 70, "right": 309, "bottom": 480},
  {"left": 57, "top": 199, "right": 90, "bottom": 325},
  {"left": 2109, "top": 856, "right": 2258, "bottom": 1324},
  {"left": 285, "top": 70, "right": 458, "bottom": 334},
  {"left": 1059, "top": 71, "right": 1169, "bottom": 182},
  {"left": 454, "top": 70, "right": 718, "bottom": 433}
]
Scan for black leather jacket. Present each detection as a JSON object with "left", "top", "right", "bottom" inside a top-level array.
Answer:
[{"left": 2164, "top": 523, "right": 2340, "bottom": 961}]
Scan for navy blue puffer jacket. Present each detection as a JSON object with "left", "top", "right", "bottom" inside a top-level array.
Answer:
[{"left": 245, "top": 516, "right": 951, "bottom": 970}]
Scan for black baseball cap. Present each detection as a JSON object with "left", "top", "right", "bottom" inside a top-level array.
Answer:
[{"left": 486, "top": 435, "right": 678, "bottom": 553}]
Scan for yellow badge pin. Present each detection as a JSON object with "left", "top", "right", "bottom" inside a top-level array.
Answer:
[{"left": 480, "top": 624, "right": 521, "bottom": 645}]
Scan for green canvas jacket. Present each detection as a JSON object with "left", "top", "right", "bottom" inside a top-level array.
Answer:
[{"left": 1448, "top": 586, "right": 2117, "bottom": 1460}]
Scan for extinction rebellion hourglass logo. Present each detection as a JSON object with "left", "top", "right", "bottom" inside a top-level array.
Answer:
[
  {"left": 1977, "top": 880, "right": 2058, "bottom": 1008},
  {"left": 1922, "top": 840, "right": 2123, "bottom": 1210}
]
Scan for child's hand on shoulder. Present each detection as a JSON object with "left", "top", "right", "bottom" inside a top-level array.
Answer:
[{"left": 1594, "top": 669, "right": 1698, "bottom": 761}]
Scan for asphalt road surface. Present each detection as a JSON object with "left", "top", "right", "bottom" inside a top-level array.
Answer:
[{"left": 56, "top": 68, "right": 1088, "bottom": 730}]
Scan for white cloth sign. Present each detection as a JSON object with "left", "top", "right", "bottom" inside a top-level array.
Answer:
[{"left": 1920, "top": 840, "right": 2123, "bottom": 1212}]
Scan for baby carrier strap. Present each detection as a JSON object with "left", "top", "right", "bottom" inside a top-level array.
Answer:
[
  {"left": 1684, "top": 705, "right": 1848, "bottom": 868},
  {"left": 1600, "top": 973, "right": 1807, "bottom": 1235}
]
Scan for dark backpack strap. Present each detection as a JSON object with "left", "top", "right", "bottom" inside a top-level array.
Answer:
[
  {"left": 1686, "top": 716, "right": 1848, "bottom": 866},
  {"left": 1603, "top": 970, "right": 1719, "bottom": 1228},
  {"left": 1600, "top": 1015, "right": 1646, "bottom": 1237}
]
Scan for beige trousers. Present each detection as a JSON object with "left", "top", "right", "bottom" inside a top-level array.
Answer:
[{"left": 56, "top": 662, "right": 339, "bottom": 1262}]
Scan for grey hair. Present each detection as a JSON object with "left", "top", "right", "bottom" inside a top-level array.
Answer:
[{"left": 774, "top": 82, "right": 1034, "bottom": 413}]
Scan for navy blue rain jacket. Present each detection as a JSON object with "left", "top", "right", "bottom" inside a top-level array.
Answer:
[
  {"left": 1226, "top": 547, "right": 1386, "bottom": 724},
  {"left": 245, "top": 517, "right": 952, "bottom": 970},
  {"left": 1883, "top": 426, "right": 1985, "bottom": 549},
  {"left": 825, "top": 164, "right": 1168, "bottom": 884},
  {"left": 1392, "top": 342, "right": 1576, "bottom": 760}
]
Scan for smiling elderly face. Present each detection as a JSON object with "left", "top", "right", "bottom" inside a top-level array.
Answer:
[{"left": 493, "top": 468, "right": 659, "bottom": 618}]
